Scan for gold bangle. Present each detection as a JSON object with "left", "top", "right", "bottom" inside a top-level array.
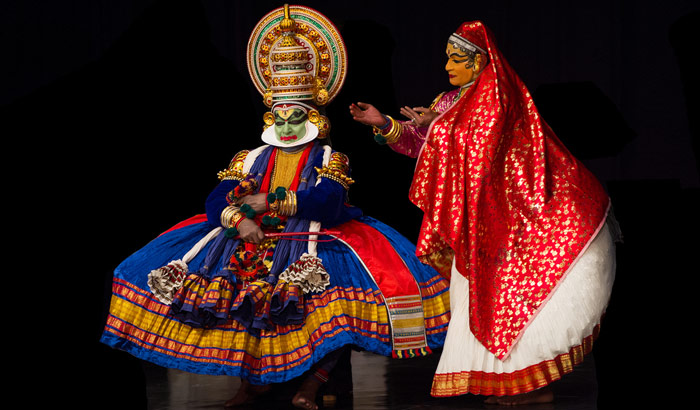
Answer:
[
  {"left": 277, "top": 192, "right": 289, "bottom": 215},
  {"left": 380, "top": 116, "right": 402, "bottom": 144},
  {"left": 291, "top": 190, "right": 297, "bottom": 215},
  {"left": 229, "top": 211, "right": 245, "bottom": 229},
  {"left": 220, "top": 206, "right": 233, "bottom": 227},
  {"left": 220, "top": 205, "right": 243, "bottom": 228},
  {"left": 277, "top": 190, "right": 297, "bottom": 216}
]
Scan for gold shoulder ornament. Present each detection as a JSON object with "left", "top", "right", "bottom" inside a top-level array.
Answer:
[
  {"left": 315, "top": 152, "right": 355, "bottom": 189},
  {"left": 217, "top": 150, "right": 249, "bottom": 181}
]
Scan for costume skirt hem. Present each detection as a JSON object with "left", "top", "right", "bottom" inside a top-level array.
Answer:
[
  {"left": 430, "top": 222, "right": 615, "bottom": 397},
  {"left": 430, "top": 323, "right": 600, "bottom": 397},
  {"left": 101, "top": 327, "right": 383, "bottom": 385}
]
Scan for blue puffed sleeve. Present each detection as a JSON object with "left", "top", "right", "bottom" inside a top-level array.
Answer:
[
  {"left": 205, "top": 180, "right": 238, "bottom": 228},
  {"left": 293, "top": 149, "right": 362, "bottom": 226},
  {"left": 295, "top": 178, "right": 362, "bottom": 226}
]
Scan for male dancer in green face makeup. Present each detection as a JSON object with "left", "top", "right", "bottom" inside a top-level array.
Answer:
[
  {"left": 235, "top": 101, "right": 325, "bottom": 246},
  {"left": 274, "top": 107, "right": 308, "bottom": 144},
  {"left": 100, "top": 5, "right": 451, "bottom": 410}
]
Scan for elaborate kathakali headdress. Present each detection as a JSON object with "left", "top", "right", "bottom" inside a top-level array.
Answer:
[{"left": 247, "top": 4, "right": 346, "bottom": 143}]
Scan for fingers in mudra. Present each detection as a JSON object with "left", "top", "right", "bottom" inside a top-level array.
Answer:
[{"left": 349, "top": 102, "right": 384, "bottom": 127}]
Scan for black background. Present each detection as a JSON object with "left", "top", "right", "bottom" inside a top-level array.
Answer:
[{"left": 3, "top": 1, "right": 698, "bottom": 408}]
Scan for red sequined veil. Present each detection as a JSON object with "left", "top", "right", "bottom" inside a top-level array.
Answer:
[{"left": 409, "top": 21, "right": 610, "bottom": 361}]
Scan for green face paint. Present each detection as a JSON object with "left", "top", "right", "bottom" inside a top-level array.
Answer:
[{"left": 274, "top": 108, "right": 308, "bottom": 144}]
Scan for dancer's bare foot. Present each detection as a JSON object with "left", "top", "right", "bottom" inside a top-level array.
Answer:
[
  {"left": 484, "top": 387, "right": 554, "bottom": 406},
  {"left": 292, "top": 377, "right": 323, "bottom": 410},
  {"left": 224, "top": 380, "right": 271, "bottom": 408}
]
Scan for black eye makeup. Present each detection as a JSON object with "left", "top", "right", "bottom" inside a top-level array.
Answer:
[
  {"left": 274, "top": 112, "right": 308, "bottom": 126},
  {"left": 288, "top": 115, "right": 308, "bottom": 125},
  {"left": 447, "top": 52, "right": 475, "bottom": 68}
]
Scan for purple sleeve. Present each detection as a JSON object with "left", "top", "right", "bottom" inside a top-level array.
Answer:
[
  {"left": 386, "top": 90, "right": 459, "bottom": 158},
  {"left": 388, "top": 122, "right": 429, "bottom": 158}
]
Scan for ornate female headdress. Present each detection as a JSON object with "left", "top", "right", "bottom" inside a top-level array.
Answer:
[
  {"left": 247, "top": 4, "right": 347, "bottom": 108},
  {"left": 448, "top": 22, "right": 488, "bottom": 61}
]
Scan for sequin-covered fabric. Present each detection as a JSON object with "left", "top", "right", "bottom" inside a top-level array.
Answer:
[{"left": 408, "top": 21, "right": 610, "bottom": 360}]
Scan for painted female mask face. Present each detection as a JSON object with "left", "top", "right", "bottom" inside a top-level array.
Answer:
[
  {"left": 444, "top": 43, "right": 477, "bottom": 87},
  {"left": 274, "top": 108, "right": 308, "bottom": 144}
]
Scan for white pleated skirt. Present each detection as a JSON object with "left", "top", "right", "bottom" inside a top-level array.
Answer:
[{"left": 431, "top": 221, "right": 616, "bottom": 397}]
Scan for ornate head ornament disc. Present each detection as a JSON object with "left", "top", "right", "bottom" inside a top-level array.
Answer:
[{"left": 247, "top": 4, "right": 347, "bottom": 108}]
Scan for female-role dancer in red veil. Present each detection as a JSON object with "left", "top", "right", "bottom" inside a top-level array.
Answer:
[{"left": 351, "top": 20, "right": 619, "bottom": 405}]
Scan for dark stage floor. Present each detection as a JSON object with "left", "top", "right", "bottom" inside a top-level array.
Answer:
[{"left": 142, "top": 350, "right": 599, "bottom": 410}]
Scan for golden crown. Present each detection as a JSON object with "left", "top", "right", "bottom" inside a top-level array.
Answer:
[{"left": 247, "top": 4, "right": 347, "bottom": 107}]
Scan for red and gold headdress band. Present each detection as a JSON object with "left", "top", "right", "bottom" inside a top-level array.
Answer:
[{"left": 271, "top": 101, "right": 315, "bottom": 115}]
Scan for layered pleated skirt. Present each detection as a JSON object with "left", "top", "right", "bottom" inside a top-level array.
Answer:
[
  {"left": 101, "top": 215, "right": 450, "bottom": 385},
  {"left": 431, "top": 221, "right": 617, "bottom": 397}
]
